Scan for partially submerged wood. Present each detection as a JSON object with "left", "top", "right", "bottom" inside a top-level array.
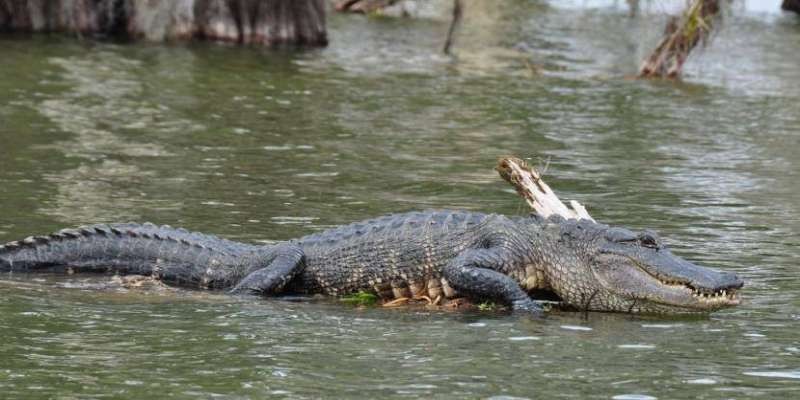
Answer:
[
  {"left": 333, "top": 0, "right": 450, "bottom": 19},
  {"left": 334, "top": 0, "right": 400, "bottom": 14},
  {"left": 442, "top": 0, "right": 462, "bottom": 55},
  {"left": 496, "top": 157, "right": 594, "bottom": 222},
  {"left": 638, "top": 0, "right": 721, "bottom": 78},
  {"left": 0, "top": 0, "right": 327, "bottom": 46}
]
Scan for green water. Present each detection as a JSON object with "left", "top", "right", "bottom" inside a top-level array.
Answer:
[{"left": 1, "top": 2, "right": 799, "bottom": 399}]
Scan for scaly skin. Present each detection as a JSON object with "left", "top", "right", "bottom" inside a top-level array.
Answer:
[{"left": 0, "top": 210, "right": 744, "bottom": 314}]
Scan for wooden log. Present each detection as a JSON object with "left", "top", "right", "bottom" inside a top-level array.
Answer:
[
  {"left": 0, "top": 0, "right": 327, "bottom": 47},
  {"left": 333, "top": 0, "right": 450, "bottom": 18},
  {"left": 334, "top": 0, "right": 398, "bottom": 14},
  {"left": 495, "top": 157, "right": 594, "bottom": 222}
]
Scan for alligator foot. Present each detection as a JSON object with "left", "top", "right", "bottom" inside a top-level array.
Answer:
[
  {"left": 443, "top": 247, "right": 545, "bottom": 316},
  {"left": 442, "top": 297, "right": 471, "bottom": 309},
  {"left": 229, "top": 243, "right": 304, "bottom": 295},
  {"left": 511, "top": 298, "right": 546, "bottom": 317},
  {"left": 111, "top": 274, "right": 162, "bottom": 288}
]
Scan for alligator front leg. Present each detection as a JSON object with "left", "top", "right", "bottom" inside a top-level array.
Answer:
[
  {"left": 229, "top": 243, "right": 305, "bottom": 295},
  {"left": 443, "top": 248, "right": 543, "bottom": 316}
]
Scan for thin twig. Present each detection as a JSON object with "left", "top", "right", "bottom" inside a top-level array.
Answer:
[{"left": 443, "top": 0, "right": 463, "bottom": 55}]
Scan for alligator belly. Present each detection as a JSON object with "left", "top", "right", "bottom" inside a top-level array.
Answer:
[{"left": 370, "top": 276, "right": 459, "bottom": 301}]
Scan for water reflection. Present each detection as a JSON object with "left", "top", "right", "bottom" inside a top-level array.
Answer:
[{"left": 30, "top": 52, "right": 179, "bottom": 223}]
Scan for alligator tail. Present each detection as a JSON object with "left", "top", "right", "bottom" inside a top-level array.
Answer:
[{"left": 0, "top": 223, "right": 263, "bottom": 289}]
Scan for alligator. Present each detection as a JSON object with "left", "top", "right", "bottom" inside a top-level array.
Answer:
[{"left": 0, "top": 210, "right": 743, "bottom": 314}]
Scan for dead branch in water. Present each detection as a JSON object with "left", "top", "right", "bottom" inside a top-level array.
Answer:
[
  {"left": 496, "top": 157, "right": 594, "bottom": 222},
  {"left": 638, "top": 0, "right": 721, "bottom": 78},
  {"left": 442, "top": 0, "right": 463, "bottom": 55},
  {"left": 334, "top": 0, "right": 400, "bottom": 14}
]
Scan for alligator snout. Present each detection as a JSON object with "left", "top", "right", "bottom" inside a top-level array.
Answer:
[{"left": 716, "top": 271, "right": 744, "bottom": 291}]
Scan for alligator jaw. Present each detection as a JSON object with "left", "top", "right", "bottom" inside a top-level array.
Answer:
[
  {"left": 587, "top": 249, "right": 744, "bottom": 313},
  {"left": 657, "top": 281, "right": 742, "bottom": 309},
  {"left": 627, "top": 259, "right": 744, "bottom": 312}
]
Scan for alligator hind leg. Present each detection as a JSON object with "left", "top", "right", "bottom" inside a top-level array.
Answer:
[
  {"left": 443, "top": 248, "right": 543, "bottom": 316},
  {"left": 229, "top": 243, "right": 305, "bottom": 295}
]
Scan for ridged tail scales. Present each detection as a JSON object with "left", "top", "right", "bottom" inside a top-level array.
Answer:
[{"left": 0, "top": 223, "right": 267, "bottom": 289}]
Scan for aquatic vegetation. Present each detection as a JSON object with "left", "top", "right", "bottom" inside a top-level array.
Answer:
[{"left": 340, "top": 291, "right": 380, "bottom": 306}]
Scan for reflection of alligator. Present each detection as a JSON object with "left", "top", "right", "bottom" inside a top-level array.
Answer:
[{"left": 0, "top": 210, "right": 743, "bottom": 314}]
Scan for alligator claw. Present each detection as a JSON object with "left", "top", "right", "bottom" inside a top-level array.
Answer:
[
  {"left": 382, "top": 297, "right": 410, "bottom": 307},
  {"left": 511, "top": 299, "right": 546, "bottom": 317}
]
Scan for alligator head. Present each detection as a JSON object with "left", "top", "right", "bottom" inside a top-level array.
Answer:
[{"left": 530, "top": 217, "right": 744, "bottom": 313}]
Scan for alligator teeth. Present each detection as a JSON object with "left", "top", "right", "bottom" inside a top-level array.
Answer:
[{"left": 691, "top": 290, "right": 737, "bottom": 302}]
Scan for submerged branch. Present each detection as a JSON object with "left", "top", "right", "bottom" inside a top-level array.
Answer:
[
  {"left": 442, "top": 0, "right": 463, "bottom": 55},
  {"left": 638, "top": 0, "right": 721, "bottom": 78},
  {"left": 334, "top": 0, "right": 400, "bottom": 14},
  {"left": 495, "top": 157, "right": 594, "bottom": 222}
]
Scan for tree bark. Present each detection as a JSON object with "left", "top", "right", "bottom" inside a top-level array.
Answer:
[
  {"left": 783, "top": 0, "right": 800, "bottom": 13},
  {"left": 0, "top": 0, "right": 327, "bottom": 46}
]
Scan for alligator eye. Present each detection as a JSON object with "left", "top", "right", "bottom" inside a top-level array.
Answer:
[{"left": 639, "top": 233, "right": 658, "bottom": 249}]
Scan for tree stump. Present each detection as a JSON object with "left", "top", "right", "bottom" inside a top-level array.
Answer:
[
  {"left": 0, "top": 0, "right": 327, "bottom": 46},
  {"left": 783, "top": 0, "right": 800, "bottom": 13}
]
